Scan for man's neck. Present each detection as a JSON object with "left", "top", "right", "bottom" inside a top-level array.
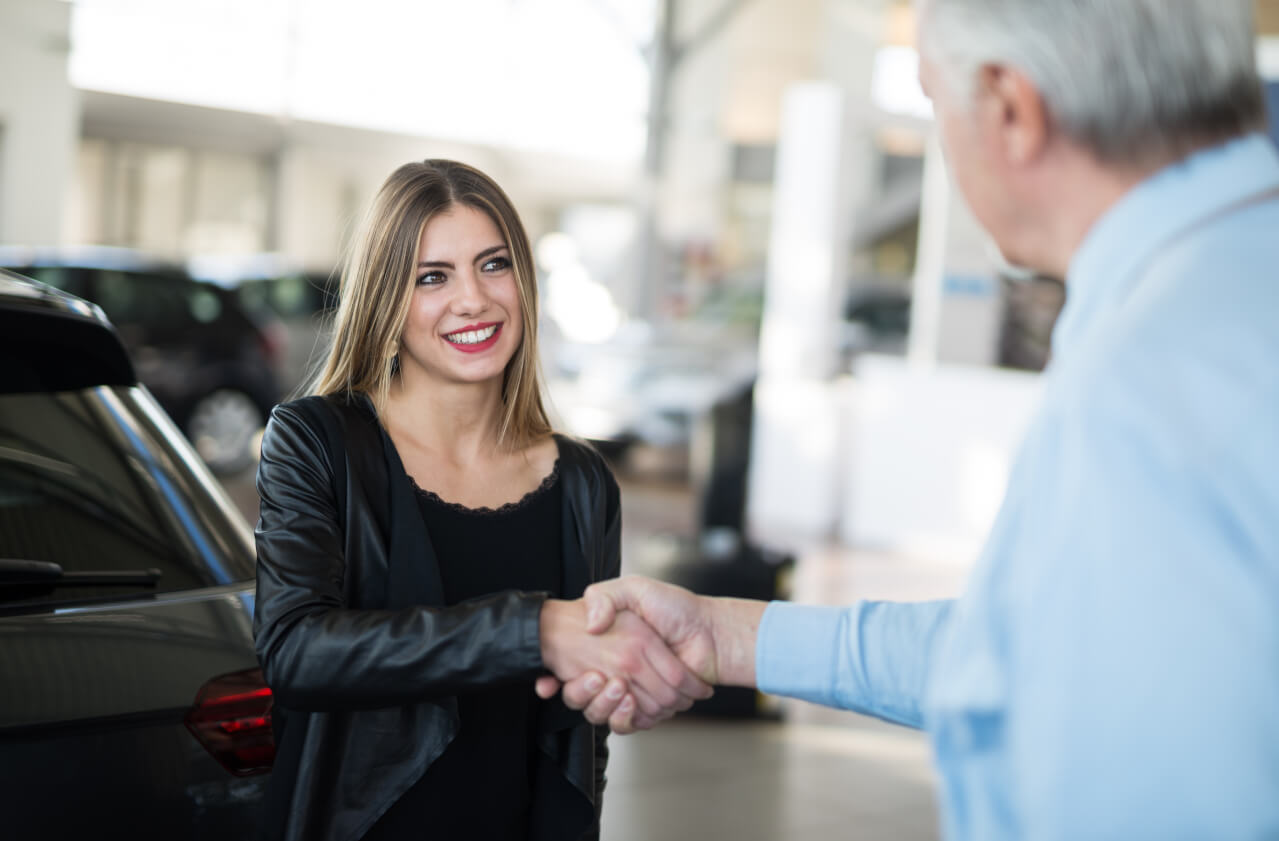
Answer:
[
  {"left": 1033, "top": 147, "right": 1161, "bottom": 280},
  {"left": 1035, "top": 137, "right": 1242, "bottom": 280}
]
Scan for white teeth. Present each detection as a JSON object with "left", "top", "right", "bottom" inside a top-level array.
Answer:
[{"left": 446, "top": 325, "right": 497, "bottom": 344}]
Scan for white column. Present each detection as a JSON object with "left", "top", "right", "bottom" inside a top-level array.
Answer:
[
  {"left": 908, "top": 130, "right": 1002, "bottom": 367},
  {"left": 906, "top": 132, "right": 949, "bottom": 366},
  {"left": 746, "top": 81, "right": 851, "bottom": 542},
  {"left": 755, "top": 82, "right": 849, "bottom": 380},
  {"left": 0, "top": 0, "right": 78, "bottom": 246}
]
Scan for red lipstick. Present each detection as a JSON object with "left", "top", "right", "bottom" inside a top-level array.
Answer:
[{"left": 444, "top": 322, "right": 502, "bottom": 354}]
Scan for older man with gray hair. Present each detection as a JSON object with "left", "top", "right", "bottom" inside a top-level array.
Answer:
[{"left": 537, "top": 0, "right": 1279, "bottom": 838}]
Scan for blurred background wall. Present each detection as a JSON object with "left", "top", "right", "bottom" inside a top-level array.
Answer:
[
  {"left": 2, "top": 0, "right": 1277, "bottom": 560},
  {"left": 0, "top": 0, "right": 78, "bottom": 246}
]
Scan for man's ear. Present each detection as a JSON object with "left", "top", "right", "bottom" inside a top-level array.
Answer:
[{"left": 976, "top": 64, "right": 1049, "bottom": 166}]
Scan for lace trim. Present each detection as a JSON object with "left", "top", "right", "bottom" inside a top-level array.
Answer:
[{"left": 408, "top": 460, "right": 561, "bottom": 516}]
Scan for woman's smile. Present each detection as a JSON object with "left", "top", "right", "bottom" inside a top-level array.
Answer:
[{"left": 443, "top": 322, "right": 503, "bottom": 353}]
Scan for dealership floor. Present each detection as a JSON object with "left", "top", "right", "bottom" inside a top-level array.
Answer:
[{"left": 223, "top": 451, "right": 967, "bottom": 841}]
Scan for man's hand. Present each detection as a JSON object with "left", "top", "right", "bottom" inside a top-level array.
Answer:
[
  {"left": 535, "top": 577, "right": 767, "bottom": 733},
  {"left": 538, "top": 597, "right": 712, "bottom": 724}
]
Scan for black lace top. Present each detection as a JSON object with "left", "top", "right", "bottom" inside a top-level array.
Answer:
[{"left": 362, "top": 463, "right": 564, "bottom": 840}]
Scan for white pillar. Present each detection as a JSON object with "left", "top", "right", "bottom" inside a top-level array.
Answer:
[
  {"left": 907, "top": 132, "right": 949, "bottom": 366},
  {"left": 908, "top": 131, "right": 1002, "bottom": 367},
  {"left": 0, "top": 0, "right": 78, "bottom": 246},
  {"left": 746, "top": 81, "right": 851, "bottom": 541},
  {"left": 755, "top": 82, "right": 850, "bottom": 380}
]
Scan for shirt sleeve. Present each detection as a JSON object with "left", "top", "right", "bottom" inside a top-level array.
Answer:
[{"left": 755, "top": 598, "right": 954, "bottom": 729}]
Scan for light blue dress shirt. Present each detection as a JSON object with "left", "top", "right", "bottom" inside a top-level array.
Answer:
[{"left": 756, "top": 133, "right": 1279, "bottom": 840}]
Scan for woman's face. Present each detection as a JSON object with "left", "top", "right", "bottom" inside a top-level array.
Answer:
[{"left": 396, "top": 203, "right": 524, "bottom": 390}]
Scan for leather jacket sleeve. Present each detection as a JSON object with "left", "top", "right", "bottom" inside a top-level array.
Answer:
[{"left": 253, "top": 403, "right": 548, "bottom": 712}]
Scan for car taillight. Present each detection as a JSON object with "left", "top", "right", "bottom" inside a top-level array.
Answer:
[{"left": 185, "top": 667, "right": 275, "bottom": 776}]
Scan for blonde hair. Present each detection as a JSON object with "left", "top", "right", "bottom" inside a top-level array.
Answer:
[{"left": 312, "top": 159, "right": 552, "bottom": 451}]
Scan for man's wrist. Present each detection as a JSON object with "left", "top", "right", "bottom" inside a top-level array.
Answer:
[{"left": 706, "top": 596, "right": 766, "bottom": 688}]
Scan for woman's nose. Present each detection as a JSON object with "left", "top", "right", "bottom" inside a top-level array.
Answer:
[{"left": 449, "top": 269, "right": 487, "bottom": 315}]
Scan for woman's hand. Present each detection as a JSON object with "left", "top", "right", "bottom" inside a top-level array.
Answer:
[
  {"left": 538, "top": 598, "right": 712, "bottom": 724},
  {"left": 537, "top": 577, "right": 764, "bottom": 733}
]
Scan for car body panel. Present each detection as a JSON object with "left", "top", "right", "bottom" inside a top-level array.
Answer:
[
  {"left": 0, "top": 269, "right": 270, "bottom": 838},
  {"left": 0, "top": 584, "right": 257, "bottom": 728},
  {"left": 0, "top": 585, "right": 266, "bottom": 838}
]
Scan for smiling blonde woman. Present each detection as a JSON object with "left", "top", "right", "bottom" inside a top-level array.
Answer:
[{"left": 252, "top": 160, "right": 710, "bottom": 841}]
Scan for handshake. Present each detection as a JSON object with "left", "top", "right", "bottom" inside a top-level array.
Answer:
[{"left": 535, "top": 576, "right": 766, "bottom": 733}]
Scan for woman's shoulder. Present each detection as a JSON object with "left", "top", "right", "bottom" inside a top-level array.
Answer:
[
  {"left": 262, "top": 393, "right": 382, "bottom": 468},
  {"left": 270, "top": 392, "right": 375, "bottom": 430},
  {"left": 551, "top": 432, "right": 607, "bottom": 471},
  {"left": 551, "top": 433, "right": 618, "bottom": 495}
]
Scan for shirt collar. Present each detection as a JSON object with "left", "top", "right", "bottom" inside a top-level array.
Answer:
[{"left": 1053, "top": 133, "right": 1279, "bottom": 357}]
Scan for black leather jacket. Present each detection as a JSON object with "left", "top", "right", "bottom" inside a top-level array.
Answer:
[{"left": 253, "top": 394, "right": 617, "bottom": 841}]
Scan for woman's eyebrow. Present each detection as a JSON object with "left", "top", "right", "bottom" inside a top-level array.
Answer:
[
  {"left": 418, "top": 245, "right": 508, "bottom": 269},
  {"left": 473, "top": 244, "right": 508, "bottom": 261}
]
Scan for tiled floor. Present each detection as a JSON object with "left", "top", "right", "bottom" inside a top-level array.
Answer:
[
  {"left": 604, "top": 476, "right": 961, "bottom": 840},
  {"left": 222, "top": 449, "right": 969, "bottom": 840},
  {"left": 600, "top": 716, "right": 939, "bottom": 841}
]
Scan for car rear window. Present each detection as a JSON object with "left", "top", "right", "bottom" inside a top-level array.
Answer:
[
  {"left": 15, "top": 265, "right": 86, "bottom": 297},
  {"left": 0, "top": 387, "right": 256, "bottom": 612},
  {"left": 96, "top": 270, "right": 225, "bottom": 327}
]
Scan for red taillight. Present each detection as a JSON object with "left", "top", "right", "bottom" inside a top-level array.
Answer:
[{"left": 185, "top": 667, "right": 275, "bottom": 777}]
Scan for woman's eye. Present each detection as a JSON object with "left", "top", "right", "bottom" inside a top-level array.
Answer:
[
  {"left": 482, "top": 256, "right": 511, "bottom": 273},
  {"left": 416, "top": 271, "right": 446, "bottom": 286}
]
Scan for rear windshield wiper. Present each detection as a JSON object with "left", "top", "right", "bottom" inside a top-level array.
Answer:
[{"left": 0, "top": 558, "right": 163, "bottom": 587}]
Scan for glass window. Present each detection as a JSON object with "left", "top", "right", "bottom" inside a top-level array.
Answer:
[
  {"left": 0, "top": 388, "right": 254, "bottom": 612},
  {"left": 188, "top": 287, "right": 223, "bottom": 323},
  {"left": 21, "top": 266, "right": 87, "bottom": 298},
  {"left": 95, "top": 270, "right": 196, "bottom": 329}
]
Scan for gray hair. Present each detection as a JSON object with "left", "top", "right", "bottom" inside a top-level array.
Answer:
[{"left": 916, "top": 0, "right": 1266, "bottom": 165}]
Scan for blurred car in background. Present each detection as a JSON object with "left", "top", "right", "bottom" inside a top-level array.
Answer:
[
  {"left": 0, "top": 247, "right": 285, "bottom": 474},
  {"left": 0, "top": 269, "right": 271, "bottom": 838},
  {"left": 545, "top": 285, "right": 759, "bottom": 462},
  {"left": 839, "top": 285, "right": 912, "bottom": 366},
  {"left": 548, "top": 322, "right": 757, "bottom": 457},
  {"left": 187, "top": 253, "right": 338, "bottom": 395},
  {"left": 546, "top": 278, "right": 918, "bottom": 459}
]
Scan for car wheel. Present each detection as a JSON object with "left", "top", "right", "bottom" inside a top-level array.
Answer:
[{"left": 186, "top": 388, "right": 264, "bottom": 475}]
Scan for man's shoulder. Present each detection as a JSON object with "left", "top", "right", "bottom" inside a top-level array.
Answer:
[
  {"left": 1159, "top": 193, "right": 1279, "bottom": 280},
  {"left": 1134, "top": 201, "right": 1279, "bottom": 366},
  {"left": 1052, "top": 223, "right": 1279, "bottom": 473}
]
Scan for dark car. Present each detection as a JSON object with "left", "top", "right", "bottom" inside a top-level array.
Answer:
[
  {"left": 232, "top": 269, "right": 338, "bottom": 393},
  {"left": 0, "top": 269, "right": 272, "bottom": 838},
  {"left": 840, "top": 286, "right": 912, "bottom": 363},
  {"left": 188, "top": 253, "right": 339, "bottom": 394},
  {"left": 0, "top": 247, "right": 285, "bottom": 474}
]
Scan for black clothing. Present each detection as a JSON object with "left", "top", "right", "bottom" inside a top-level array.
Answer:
[
  {"left": 253, "top": 393, "right": 618, "bottom": 841},
  {"left": 417, "top": 467, "right": 564, "bottom": 606},
  {"left": 363, "top": 470, "right": 565, "bottom": 841}
]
